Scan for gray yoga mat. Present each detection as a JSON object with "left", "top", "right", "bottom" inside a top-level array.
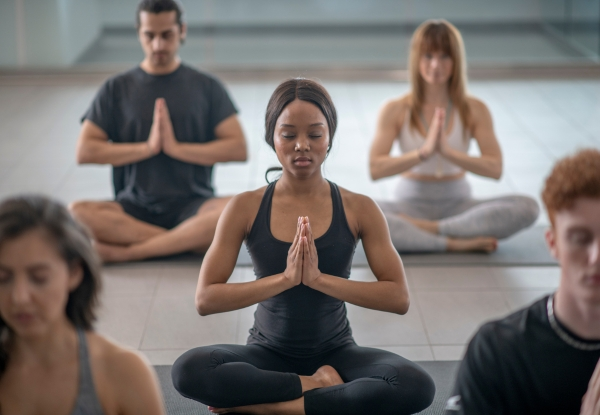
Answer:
[
  {"left": 156, "top": 360, "right": 459, "bottom": 415},
  {"left": 131, "top": 226, "right": 555, "bottom": 267},
  {"left": 235, "top": 225, "right": 556, "bottom": 267}
]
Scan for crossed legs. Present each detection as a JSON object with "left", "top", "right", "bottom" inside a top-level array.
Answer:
[
  {"left": 69, "top": 197, "right": 231, "bottom": 262},
  {"left": 172, "top": 344, "right": 435, "bottom": 415}
]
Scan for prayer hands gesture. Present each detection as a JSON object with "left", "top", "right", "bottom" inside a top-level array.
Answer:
[
  {"left": 581, "top": 358, "right": 600, "bottom": 415},
  {"left": 147, "top": 98, "right": 178, "bottom": 156},
  {"left": 284, "top": 216, "right": 322, "bottom": 288},
  {"left": 419, "top": 107, "right": 448, "bottom": 160}
]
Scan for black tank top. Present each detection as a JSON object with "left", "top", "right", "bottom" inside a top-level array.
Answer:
[{"left": 246, "top": 180, "right": 357, "bottom": 358}]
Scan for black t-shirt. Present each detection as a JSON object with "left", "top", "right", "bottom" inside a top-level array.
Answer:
[
  {"left": 82, "top": 64, "right": 237, "bottom": 213},
  {"left": 445, "top": 296, "right": 600, "bottom": 415}
]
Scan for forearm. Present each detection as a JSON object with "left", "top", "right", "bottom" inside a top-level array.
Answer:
[
  {"left": 197, "top": 273, "right": 293, "bottom": 315},
  {"left": 370, "top": 150, "right": 421, "bottom": 180},
  {"left": 442, "top": 147, "right": 502, "bottom": 179},
  {"left": 168, "top": 139, "right": 247, "bottom": 166},
  {"left": 77, "top": 140, "right": 153, "bottom": 166},
  {"left": 309, "top": 275, "right": 409, "bottom": 314}
]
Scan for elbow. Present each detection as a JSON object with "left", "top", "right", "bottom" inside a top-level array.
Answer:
[
  {"left": 237, "top": 145, "right": 248, "bottom": 162},
  {"left": 195, "top": 294, "right": 213, "bottom": 316},
  {"left": 76, "top": 147, "right": 90, "bottom": 165},
  {"left": 369, "top": 161, "right": 382, "bottom": 181},
  {"left": 491, "top": 163, "right": 503, "bottom": 180},
  {"left": 395, "top": 296, "right": 410, "bottom": 315}
]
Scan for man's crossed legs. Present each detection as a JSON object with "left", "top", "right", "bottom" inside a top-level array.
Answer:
[{"left": 70, "top": 197, "right": 231, "bottom": 262}]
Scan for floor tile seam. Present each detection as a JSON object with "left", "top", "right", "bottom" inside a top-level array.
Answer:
[
  {"left": 534, "top": 86, "right": 600, "bottom": 145},
  {"left": 410, "top": 292, "right": 434, "bottom": 351},
  {"left": 51, "top": 163, "right": 79, "bottom": 196},
  {"left": 136, "top": 275, "right": 162, "bottom": 350},
  {"left": 488, "top": 83, "right": 556, "bottom": 163}
]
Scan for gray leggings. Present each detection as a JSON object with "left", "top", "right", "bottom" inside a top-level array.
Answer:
[{"left": 377, "top": 177, "right": 539, "bottom": 252}]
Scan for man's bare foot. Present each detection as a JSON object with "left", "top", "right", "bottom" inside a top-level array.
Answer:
[
  {"left": 447, "top": 237, "right": 498, "bottom": 253},
  {"left": 398, "top": 214, "right": 439, "bottom": 234},
  {"left": 94, "top": 241, "right": 134, "bottom": 263}
]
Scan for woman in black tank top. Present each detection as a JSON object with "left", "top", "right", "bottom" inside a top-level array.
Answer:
[{"left": 172, "top": 79, "right": 435, "bottom": 415}]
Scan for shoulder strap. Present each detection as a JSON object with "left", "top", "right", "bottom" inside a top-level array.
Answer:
[{"left": 72, "top": 329, "right": 104, "bottom": 415}]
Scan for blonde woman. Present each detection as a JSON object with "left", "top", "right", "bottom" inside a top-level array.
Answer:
[{"left": 370, "top": 19, "right": 539, "bottom": 253}]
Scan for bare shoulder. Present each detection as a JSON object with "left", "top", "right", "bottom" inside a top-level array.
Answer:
[
  {"left": 337, "top": 186, "right": 382, "bottom": 238},
  {"left": 338, "top": 186, "right": 379, "bottom": 212},
  {"left": 87, "top": 332, "right": 152, "bottom": 380},
  {"left": 466, "top": 96, "right": 491, "bottom": 117},
  {"left": 226, "top": 186, "right": 267, "bottom": 212},
  {"left": 380, "top": 94, "right": 411, "bottom": 118},
  {"left": 222, "top": 186, "right": 269, "bottom": 234},
  {"left": 87, "top": 332, "right": 165, "bottom": 414}
]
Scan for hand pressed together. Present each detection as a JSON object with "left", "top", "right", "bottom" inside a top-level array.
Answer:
[
  {"left": 283, "top": 216, "right": 322, "bottom": 288},
  {"left": 419, "top": 107, "right": 451, "bottom": 160},
  {"left": 146, "top": 98, "right": 179, "bottom": 156},
  {"left": 580, "top": 358, "right": 600, "bottom": 415}
]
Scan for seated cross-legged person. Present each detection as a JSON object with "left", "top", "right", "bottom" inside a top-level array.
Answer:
[
  {"left": 0, "top": 195, "right": 165, "bottom": 415},
  {"left": 70, "top": 0, "right": 247, "bottom": 262},
  {"left": 445, "top": 148, "right": 600, "bottom": 415},
  {"left": 369, "top": 19, "right": 539, "bottom": 253},
  {"left": 171, "top": 78, "right": 435, "bottom": 415}
]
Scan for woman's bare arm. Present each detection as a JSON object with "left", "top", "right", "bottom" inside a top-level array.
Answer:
[
  {"left": 369, "top": 100, "right": 424, "bottom": 180},
  {"left": 195, "top": 192, "right": 301, "bottom": 316},
  {"left": 440, "top": 98, "right": 503, "bottom": 179},
  {"left": 304, "top": 193, "right": 410, "bottom": 315}
]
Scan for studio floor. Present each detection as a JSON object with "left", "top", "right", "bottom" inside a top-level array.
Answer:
[{"left": 0, "top": 76, "right": 599, "bottom": 364}]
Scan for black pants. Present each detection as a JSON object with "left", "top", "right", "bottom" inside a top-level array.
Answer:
[{"left": 172, "top": 343, "right": 435, "bottom": 415}]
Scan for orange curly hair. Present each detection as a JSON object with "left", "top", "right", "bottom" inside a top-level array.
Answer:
[{"left": 542, "top": 148, "right": 600, "bottom": 226}]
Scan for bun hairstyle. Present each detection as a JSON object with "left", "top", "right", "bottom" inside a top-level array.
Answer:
[
  {"left": 0, "top": 195, "right": 102, "bottom": 375},
  {"left": 264, "top": 78, "right": 337, "bottom": 183}
]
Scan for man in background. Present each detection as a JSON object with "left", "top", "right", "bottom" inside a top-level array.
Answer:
[
  {"left": 71, "top": 0, "right": 247, "bottom": 262},
  {"left": 446, "top": 148, "right": 600, "bottom": 415}
]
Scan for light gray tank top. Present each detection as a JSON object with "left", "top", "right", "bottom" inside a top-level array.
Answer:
[{"left": 71, "top": 329, "right": 104, "bottom": 415}]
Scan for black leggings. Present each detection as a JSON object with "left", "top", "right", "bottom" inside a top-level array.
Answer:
[{"left": 171, "top": 343, "right": 435, "bottom": 415}]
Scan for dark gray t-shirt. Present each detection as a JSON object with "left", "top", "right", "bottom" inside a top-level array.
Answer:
[{"left": 82, "top": 64, "right": 237, "bottom": 213}]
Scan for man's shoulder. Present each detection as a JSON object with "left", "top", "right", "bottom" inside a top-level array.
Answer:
[
  {"left": 98, "top": 66, "right": 142, "bottom": 92},
  {"left": 178, "top": 63, "right": 224, "bottom": 86},
  {"left": 471, "top": 296, "right": 548, "bottom": 357}
]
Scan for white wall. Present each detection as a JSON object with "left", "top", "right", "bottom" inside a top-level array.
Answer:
[
  {"left": 0, "top": 0, "right": 101, "bottom": 68},
  {"left": 0, "top": 1, "right": 18, "bottom": 66},
  {"left": 101, "top": 0, "right": 548, "bottom": 28}
]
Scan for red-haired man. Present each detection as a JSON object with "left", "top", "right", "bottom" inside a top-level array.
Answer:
[{"left": 446, "top": 148, "right": 600, "bottom": 415}]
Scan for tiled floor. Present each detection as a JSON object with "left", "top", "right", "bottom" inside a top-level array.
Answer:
[{"left": 1, "top": 77, "right": 598, "bottom": 363}]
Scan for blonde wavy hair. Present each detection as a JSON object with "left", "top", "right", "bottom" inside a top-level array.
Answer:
[{"left": 408, "top": 19, "right": 471, "bottom": 135}]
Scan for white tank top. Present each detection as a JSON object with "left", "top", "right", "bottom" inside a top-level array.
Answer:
[{"left": 398, "top": 110, "right": 470, "bottom": 177}]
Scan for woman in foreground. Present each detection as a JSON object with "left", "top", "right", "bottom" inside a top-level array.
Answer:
[
  {"left": 172, "top": 78, "right": 435, "bottom": 415},
  {"left": 370, "top": 19, "right": 539, "bottom": 253},
  {"left": 0, "top": 196, "right": 164, "bottom": 415}
]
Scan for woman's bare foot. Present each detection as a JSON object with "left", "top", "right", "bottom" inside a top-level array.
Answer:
[
  {"left": 313, "top": 365, "right": 344, "bottom": 388},
  {"left": 207, "top": 366, "right": 343, "bottom": 415},
  {"left": 397, "top": 214, "right": 439, "bottom": 234},
  {"left": 447, "top": 237, "right": 498, "bottom": 253}
]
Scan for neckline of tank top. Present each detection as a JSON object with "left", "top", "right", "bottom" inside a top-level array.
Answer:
[
  {"left": 418, "top": 101, "right": 453, "bottom": 133},
  {"left": 265, "top": 179, "right": 341, "bottom": 246}
]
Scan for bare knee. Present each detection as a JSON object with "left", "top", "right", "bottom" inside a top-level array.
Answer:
[{"left": 69, "top": 201, "right": 119, "bottom": 228}]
